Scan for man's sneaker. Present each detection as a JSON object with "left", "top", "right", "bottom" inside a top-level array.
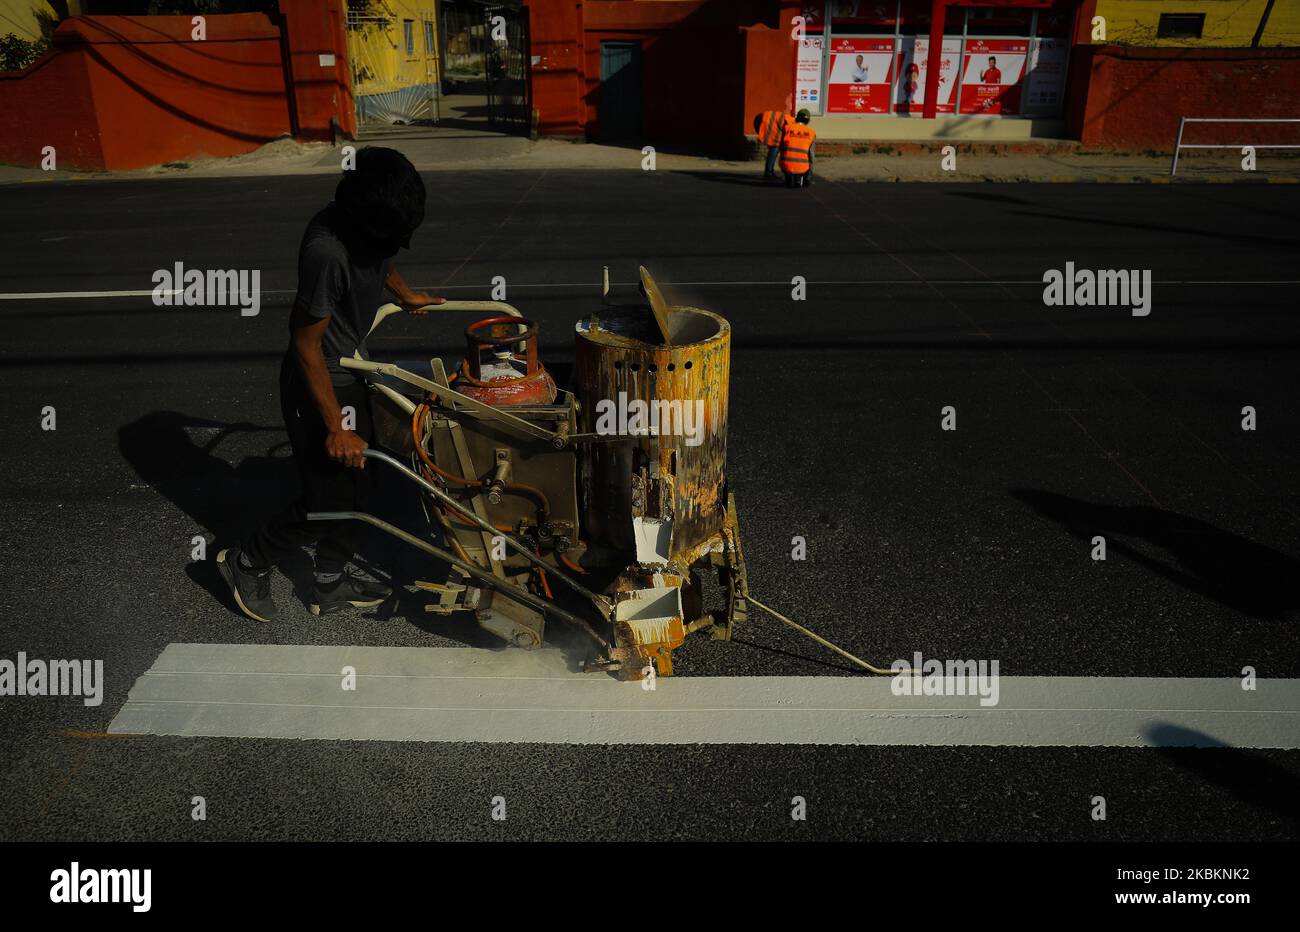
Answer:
[
  {"left": 309, "top": 572, "right": 393, "bottom": 616},
  {"left": 216, "top": 547, "right": 278, "bottom": 623}
]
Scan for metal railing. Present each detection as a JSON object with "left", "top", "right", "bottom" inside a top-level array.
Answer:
[{"left": 1170, "top": 117, "right": 1300, "bottom": 175}]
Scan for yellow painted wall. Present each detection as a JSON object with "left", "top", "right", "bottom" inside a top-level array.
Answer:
[
  {"left": 348, "top": 0, "right": 440, "bottom": 95},
  {"left": 0, "top": 0, "right": 77, "bottom": 42},
  {"left": 1094, "top": 0, "right": 1300, "bottom": 48}
]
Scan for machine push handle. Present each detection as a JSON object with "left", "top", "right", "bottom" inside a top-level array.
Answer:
[{"left": 366, "top": 300, "right": 525, "bottom": 339}]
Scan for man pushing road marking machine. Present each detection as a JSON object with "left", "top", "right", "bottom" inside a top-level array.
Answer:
[
  {"left": 307, "top": 265, "right": 900, "bottom": 680},
  {"left": 218, "top": 147, "right": 895, "bottom": 680}
]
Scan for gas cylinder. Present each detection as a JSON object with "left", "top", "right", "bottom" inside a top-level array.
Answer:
[{"left": 454, "top": 315, "right": 557, "bottom": 406}]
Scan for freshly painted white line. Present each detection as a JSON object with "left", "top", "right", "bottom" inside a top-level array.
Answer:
[
  {"left": 0, "top": 289, "right": 182, "bottom": 300},
  {"left": 107, "top": 643, "right": 1300, "bottom": 748}
]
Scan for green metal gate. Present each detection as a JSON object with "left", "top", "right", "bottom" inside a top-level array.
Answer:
[{"left": 599, "top": 41, "right": 642, "bottom": 141}]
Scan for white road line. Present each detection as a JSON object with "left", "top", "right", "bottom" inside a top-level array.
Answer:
[
  {"left": 107, "top": 643, "right": 1300, "bottom": 748},
  {"left": 2, "top": 281, "right": 1297, "bottom": 301},
  {"left": 0, "top": 289, "right": 184, "bottom": 300}
]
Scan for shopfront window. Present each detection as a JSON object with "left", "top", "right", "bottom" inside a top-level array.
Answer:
[{"left": 809, "top": 1, "right": 1071, "bottom": 120}]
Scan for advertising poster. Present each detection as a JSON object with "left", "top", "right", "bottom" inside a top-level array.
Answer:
[
  {"left": 826, "top": 38, "right": 895, "bottom": 114},
  {"left": 795, "top": 36, "right": 824, "bottom": 115},
  {"left": 958, "top": 39, "right": 1027, "bottom": 115},
  {"left": 893, "top": 37, "right": 960, "bottom": 114},
  {"left": 1022, "top": 38, "right": 1067, "bottom": 117}
]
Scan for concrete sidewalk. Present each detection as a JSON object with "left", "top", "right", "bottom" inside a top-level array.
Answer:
[{"left": 2, "top": 130, "right": 1296, "bottom": 185}]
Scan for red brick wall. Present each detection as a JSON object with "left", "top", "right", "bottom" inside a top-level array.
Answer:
[
  {"left": 79, "top": 14, "right": 292, "bottom": 168},
  {"left": 1068, "top": 46, "right": 1300, "bottom": 151},
  {"left": 0, "top": 36, "right": 104, "bottom": 169},
  {"left": 0, "top": 2, "right": 351, "bottom": 171}
]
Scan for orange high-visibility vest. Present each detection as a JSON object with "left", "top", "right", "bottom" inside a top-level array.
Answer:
[
  {"left": 757, "top": 110, "right": 789, "bottom": 148},
  {"left": 779, "top": 123, "right": 815, "bottom": 174}
]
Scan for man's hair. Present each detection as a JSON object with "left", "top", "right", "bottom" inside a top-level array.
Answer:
[
  {"left": 335, "top": 146, "right": 426, "bottom": 247},
  {"left": 796, "top": 109, "right": 811, "bottom": 124}
]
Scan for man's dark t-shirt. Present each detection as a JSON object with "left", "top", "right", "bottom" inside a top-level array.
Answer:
[{"left": 293, "top": 203, "right": 391, "bottom": 386}]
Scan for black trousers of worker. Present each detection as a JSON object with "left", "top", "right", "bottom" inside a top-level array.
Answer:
[{"left": 240, "top": 354, "right": 373, "bottom": 576}]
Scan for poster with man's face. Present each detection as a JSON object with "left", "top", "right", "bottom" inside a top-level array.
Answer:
[
  {"left": 959, "top": 39, "right": 1027, "bottom": 115},
  {"left": 827, "top": 38, "right": 894, "bottom": 114}
]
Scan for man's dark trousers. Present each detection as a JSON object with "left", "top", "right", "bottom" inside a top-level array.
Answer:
[{"left": 240, "top": 355, "right": 373, "bottom": 574}]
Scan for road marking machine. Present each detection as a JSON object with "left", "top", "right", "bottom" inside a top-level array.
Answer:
[
  {"left": 311, "top": 267, "right": 890, "bottom": 679},
  {"left": 309, "top": 268, "right": 745, "bottom": 680}
]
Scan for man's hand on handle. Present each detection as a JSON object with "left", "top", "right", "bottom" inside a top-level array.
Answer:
[
  {"left": 403, "top": 293, "right": 446, "bottom": 314},
  {"left": 386, "top": 266, "right": 445, "bottom": 315},
  {"left": 326, "top": 428, "right": 368, "bottom": 469}
]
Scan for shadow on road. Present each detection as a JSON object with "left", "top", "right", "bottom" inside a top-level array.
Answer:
[
  {"left": 945, "top": 190, "right": 1037, "bottom": 207},
  {"left": 674, "top": 170, "right": 779, "bottom": 187},
  {"left": 1012, "top": 488, "right": 1300, "bottom": 620},
  {"left": 945, "top": 189, "right": 1300, "bottom": 248},
  {"left": 1147, "top": 723, "right": 1300, "bottom": 830},
  {"left": 116, "top": 410, "right": 497, "bottom": 646}
]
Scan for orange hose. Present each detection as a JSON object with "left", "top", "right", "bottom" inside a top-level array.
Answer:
[
  {"left": 411, "top": 399, "right": 550, "bottom": 518},
  {"left": 558, "top": 552, "right": 587, "bottom": 575},
  {"left": 412, "top": 402, "right": 482, "bottom": 488},
  {"left": 501, "top": 481, "right": 550, "bottom": 518},
  {"left": 536, "top": 567, "right": 554, "bottom": 601}
]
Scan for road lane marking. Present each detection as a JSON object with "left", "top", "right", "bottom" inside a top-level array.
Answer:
[
  {"left": 107, "top": 644, "right": 1300, "bottom": 748},
  {"left": 0, "top": 290, "right": 183, "bottom": 300}
]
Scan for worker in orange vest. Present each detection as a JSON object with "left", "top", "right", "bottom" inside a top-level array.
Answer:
[
  {"left": 753, "top": 109, "right": 792, "bottom": 180},
  {"left": 779, "top": 109, "right": 816, "bottom": 188}
]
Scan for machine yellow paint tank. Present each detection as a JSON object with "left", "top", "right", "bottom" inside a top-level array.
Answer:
[{"left": 573, "top": 305, "right": 731, "bottom": 566}]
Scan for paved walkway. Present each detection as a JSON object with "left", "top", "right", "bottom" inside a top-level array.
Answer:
[{"left": 2, "top": 123, "right": 1295, "bottom": 185}]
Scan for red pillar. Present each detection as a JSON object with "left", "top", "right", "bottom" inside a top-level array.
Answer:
[
  {"left": 278, "top": 0, "right": 355, "bottom": 141},
  {"left": 1073, "top": 0, "right": 1099, "bottom": 45},
  {"left": 922, "top": 0, "right": 946, "bottom": 119},
  {"left": 524, "top": 0, "right": 587, "bottom": 137}
]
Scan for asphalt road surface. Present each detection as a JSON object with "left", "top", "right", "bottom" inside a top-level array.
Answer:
[{"left": 1, "top": 169, "right": 1298, "bottom": 841}]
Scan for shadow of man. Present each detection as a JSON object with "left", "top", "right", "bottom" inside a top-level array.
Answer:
[
  {"left": 117, "top": 410, "right": 497, "bottom": 645},
  {"left": 1147, "top": 723, "right": 1300, "bottom": 832},
  {"left": 1012, "top": 489, "right": 1300, "bottom": 620},
  {"left": 119, "top": 411, "right": 303, "bottom": 604}
]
